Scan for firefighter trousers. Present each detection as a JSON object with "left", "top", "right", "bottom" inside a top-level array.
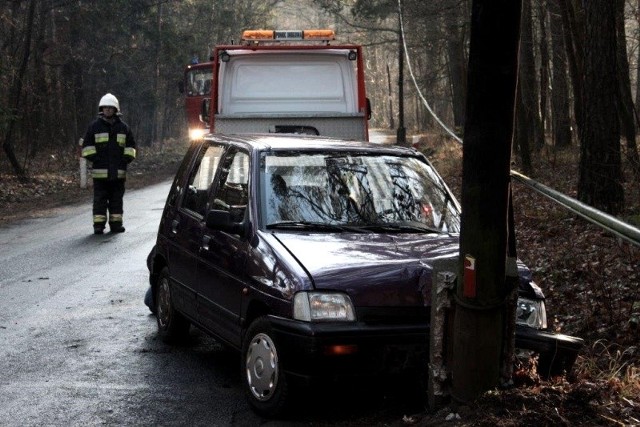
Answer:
[{"left": 93, "top": 179, "right": 126, "bottom": 229}]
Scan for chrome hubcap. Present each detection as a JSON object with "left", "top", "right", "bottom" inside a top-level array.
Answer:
[
  {"left": 157, "top": 278, "right": 171, "bottom": 329},
  {"left": 246, "top": 333, "right": 278, "bottom": 401}
]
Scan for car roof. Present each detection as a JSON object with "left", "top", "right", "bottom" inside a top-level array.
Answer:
[{"left": 203, "top": 133, "right": 420, "bottom": 156}]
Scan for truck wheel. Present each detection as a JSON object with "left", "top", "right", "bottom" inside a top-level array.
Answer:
[
  {"left": 155, "top": 268, "right": 190, "bottom": 343},
  {"left": 242, "top": 317, "right": 289, "bottom": 417}
]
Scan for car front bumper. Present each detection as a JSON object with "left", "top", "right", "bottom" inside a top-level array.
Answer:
[
  {"left": 268, "top": 316, "right": 584, "bottom": 382},
  {"left": 269, "top": 315, "right": 430, "bottom": 383},
  {"left": 515, "top": 324, "right": 585, "bottom": 377}
]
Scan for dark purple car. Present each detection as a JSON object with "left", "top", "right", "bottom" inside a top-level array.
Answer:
[{"left": 146, "top": 134, "right": 582, "bottom": 416}]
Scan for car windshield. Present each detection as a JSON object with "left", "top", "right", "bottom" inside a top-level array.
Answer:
[{"left": 260, "top": 151, "right": 460, "bottom": 233}]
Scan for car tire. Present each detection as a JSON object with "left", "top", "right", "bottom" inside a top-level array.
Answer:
[
  {"left": 144, "top": 286, "right": 156, "bottom": 314},
  {"left": 155, "top": 268, "right": 190, "bottom": 343},
  {"left": 242, "top": 317, "right": 289, "bottom": 417}
]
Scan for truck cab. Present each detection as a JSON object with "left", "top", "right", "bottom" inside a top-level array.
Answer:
[{"left": 182, "top": 61, "right": 212, "bottom": 140}]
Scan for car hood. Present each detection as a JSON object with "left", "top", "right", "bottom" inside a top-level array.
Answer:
[{"left": 273, "top": 232, "right": 460, "bottom": 307}]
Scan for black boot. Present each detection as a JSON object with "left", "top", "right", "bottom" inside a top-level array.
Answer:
[
  {"left": 110, "top": 223, "right": 125, "bottom": 233},
  {"left": 94, "top": 226, "right": 105, "bottom": 235}
]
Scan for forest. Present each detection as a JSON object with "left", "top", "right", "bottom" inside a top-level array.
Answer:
[
  {"left": 1, "top": 0, "right": 639, "bottom": 214},
  {"left": 1, "top": 0, "right": 639, "bottom": 424}
]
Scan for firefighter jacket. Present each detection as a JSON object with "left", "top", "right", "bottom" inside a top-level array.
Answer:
[{"left": 82, "top": 114, "right": 136, "bottom": 180}]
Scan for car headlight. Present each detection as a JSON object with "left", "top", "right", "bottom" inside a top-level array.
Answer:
[
  {"left": 293, "top": 292, "right": 356, "bottom": 322},
  {"left": 516, "top": 297, "right": 547, "bottom": 329}
]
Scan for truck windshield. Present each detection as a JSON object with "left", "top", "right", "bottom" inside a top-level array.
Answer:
[
  {"left": 260, "top": 152, "right": 460, "bottom": 233},
  {"left": 185, "top": 67, "right": 212, "bottom": 97}
]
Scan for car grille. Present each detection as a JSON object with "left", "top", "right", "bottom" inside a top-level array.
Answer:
[{"left": 356, "top": 306, "right": 430, "bottom": 325}]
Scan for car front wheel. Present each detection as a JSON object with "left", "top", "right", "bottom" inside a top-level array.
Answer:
[
  {"left": 242, "top": 317, "right": 289, "bottom": 417},
  {"left": 155, "top": 268, "right": 190, "bottom": 343}
]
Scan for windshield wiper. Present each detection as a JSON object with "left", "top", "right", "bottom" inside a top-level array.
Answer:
[
  {"left": 266, "top": 221, "right": 368, "bottom": 232},
  {"left": 357, "top": 222, "right": 441, "bottom": 234}
]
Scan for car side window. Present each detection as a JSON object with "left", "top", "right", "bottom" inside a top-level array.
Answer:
[
  {"left": 182, "top": 144, "right": 225, "bottom": 217},
  {"left": 211, "top": 149, "right": 249, "bottom": 222},
  {"left": 166, "top": 142, "right": 200, "bottom": 207}
]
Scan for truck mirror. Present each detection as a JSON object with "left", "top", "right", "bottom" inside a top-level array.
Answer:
[
  {"left": 178, "top": 80, "right": 184, "bottom": 94},
  {"left": 200, "top": 98, "right": 210, "bottom": 124},
  {"left": 366, "top": 98, "right": 372, "bottom": 120}
]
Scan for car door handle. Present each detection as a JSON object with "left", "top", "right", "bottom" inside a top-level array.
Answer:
[
  {"left": 171, "top": 219, "right": 179, "bottom": 234},
  {"left": 201, "top": 235, "right": 211, "bottom": 251}
]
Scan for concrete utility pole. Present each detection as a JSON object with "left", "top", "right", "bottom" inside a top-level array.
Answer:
[{"left": 451, "top": 0, "right": 522, "bottom": 402}]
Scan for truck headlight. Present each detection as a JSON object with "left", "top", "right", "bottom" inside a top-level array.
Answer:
[
  {"left": 189, "top": 128, "right": 206, "bottom": 140},
  {"left": 516, "top": 297, "right": 547, "bottom": 329},
  {"left": 293, "top": 292, "right": 355, "bottom": 322}
]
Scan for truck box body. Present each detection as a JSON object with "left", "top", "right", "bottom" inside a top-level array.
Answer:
[
  {"left": 207, "top": 31, "right": 369, "bottom": 141},
  {"left": 219, "top": 51, "right": 356, "bottom": 114},
  {"left": 213, "top": 49, "right": 366, "bottom": 140},
  {"left": 183, "top": 31, "right": 369, "bottom": 141}
]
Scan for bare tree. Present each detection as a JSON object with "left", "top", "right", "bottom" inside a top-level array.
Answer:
[
  {"left": 514, "top": 0, "right": 542, "bottom": 174},
  {"left": 2, "top": 0, "right": 36, "bottom": 180},
  {"left": 615, "top": 0, "right": 640, "bottom": 178},
  {"left": 548, "top": 0, "right": 572, "bottom": 149},
  {"left": 537, "top": 0, "right": 550, "bottom": 144},
  {"left": 577, "top": 0, "right": 624, "bottom": 214},
  {"left": 559, "top": 0, "right": 585, "bottom": 138}
]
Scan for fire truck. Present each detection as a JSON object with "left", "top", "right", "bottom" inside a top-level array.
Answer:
[
  {"left": 182, "top": 29, "right": 370, "bottom": 141},
  {"left": 182, "top": 60, "right": 213, "bottom": 140}
]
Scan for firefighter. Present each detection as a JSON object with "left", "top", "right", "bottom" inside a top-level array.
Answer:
[{"left": 82, "top": 93, "right": 136, "bottom": 234}]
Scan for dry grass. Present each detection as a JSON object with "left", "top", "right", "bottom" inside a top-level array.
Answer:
[{"left": 575, "top": 340, "right": 640, "bottom": 401}]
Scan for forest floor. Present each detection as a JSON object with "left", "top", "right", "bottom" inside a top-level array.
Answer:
[{"left": 0, "top": 133, "right": 639, "bottom": 426}]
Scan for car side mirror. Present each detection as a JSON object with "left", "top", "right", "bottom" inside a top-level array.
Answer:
[{"left": 205, "top": 209, "right": 245, "bottom": 235}]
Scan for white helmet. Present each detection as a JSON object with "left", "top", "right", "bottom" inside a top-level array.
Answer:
[{"left": 98, "top": 93, "right": 120, "bottom": 112}]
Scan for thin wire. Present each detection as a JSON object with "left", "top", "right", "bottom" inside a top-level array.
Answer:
[{"left": 397, "top": 0, "right": 463, "bottom": 144}]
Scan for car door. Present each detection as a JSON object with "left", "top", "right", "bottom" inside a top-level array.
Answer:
[
  {"left": 196, "top": 147, "right": 250, "bottom": 347},
  {"left": 166, "top": 143, "right": 225, "bottom": 320}
]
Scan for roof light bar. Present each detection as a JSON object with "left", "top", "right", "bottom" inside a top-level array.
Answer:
[{"left": 241, "top": 29, "right": 336, "bottom": 42}]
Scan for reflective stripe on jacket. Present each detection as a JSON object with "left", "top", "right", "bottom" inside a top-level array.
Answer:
[{"left": 82, "top": 115, "right": 136, "bottom": 180}]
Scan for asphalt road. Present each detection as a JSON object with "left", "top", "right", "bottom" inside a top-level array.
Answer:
[{"left": 0, "top": 181, "right": 424, "bottom": 426}]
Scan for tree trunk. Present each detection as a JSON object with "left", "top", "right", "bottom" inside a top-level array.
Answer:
[
  {"left": 615, "top": 0, "right": 640, "bottom": 178},
  {"left": 515, "top": 0, "right": 539, "bottom": 171},
  {"left": 636, "top": 0, "right": 640, "bottom": 111},
  {"left": 26, "top": 2, "right": 48, "bottom": 163},
  {"left": 559, "top": 0, "right": 585, "bottom": 138},
  {"left": 387, "top": 64, "right": 396, "bottom": 129},
  {"left": 515, "top": 85, "right": 533, "bottom": 174},
  {"left": 537, "top": 0, "right": 550, "bottom": 144},
  {"left": 549, "top": 0, "right": 572, "bottom": 149},
  {"left": 446, "top": 12, "right": 467, "bottom": 130},
  {"left": 152, "top": 0, "right": 164, "bottom": 145},
  {"left": 397, "top": 11, "right": 407, "bottom": 146},
  {"left": 578, "top": 0, "right": 624, "bottom": 214},
  {"left": 2, "top": 0, "right": 36, "bottom": 180}
]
